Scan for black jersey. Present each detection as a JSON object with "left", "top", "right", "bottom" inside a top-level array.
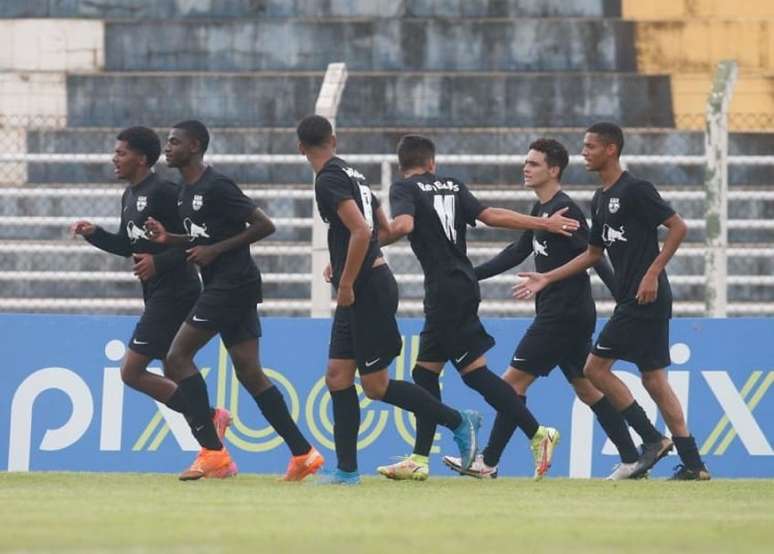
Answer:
[
  {"left": 87, "top": 172, "right": 199, "bottom": 301},
  {"left": 589, "top": 171, "right": 675, "bottom": 319},
  {"left": 177, "top": 166, "right": 261, "bottom": 295},
  {"left": 390, "top": 172, "right": 486, "bottom": 287},
  {"left": 475, "top": 191, "right": 615, "bottom": 328},
  {"left": 314, "top": 157, "right": 383, "bottom": 289}
]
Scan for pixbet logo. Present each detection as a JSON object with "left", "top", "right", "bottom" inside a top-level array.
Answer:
[{"left": 568, "top": 342, "right": 773, "bottom": 477}]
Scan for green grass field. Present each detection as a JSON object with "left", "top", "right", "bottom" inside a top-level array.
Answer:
[{"left": 1, "top": 473, "right": 772, "bottom": 554}]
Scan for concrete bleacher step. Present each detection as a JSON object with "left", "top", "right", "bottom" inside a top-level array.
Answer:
[
  {"left": 0, "top": 0, "right": 621, "bottom": 19},
  {"left": 66, "top": 72, "right": 675, "bottom": 128},
  {"left": 104, "top": 18, "right": 635, "bottom": 72}
]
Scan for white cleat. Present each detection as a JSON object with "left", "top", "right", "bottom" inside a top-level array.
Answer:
[
  {"left": 605, "top": 462, "right": 641, "bottom": 480},
  {"left": 442, "top": 453, "right": 498, "bottom": 479}
]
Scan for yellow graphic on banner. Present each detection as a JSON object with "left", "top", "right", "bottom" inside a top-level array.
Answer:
[{"left": 700, "top": 370, "right": 774, "bottom": 455}]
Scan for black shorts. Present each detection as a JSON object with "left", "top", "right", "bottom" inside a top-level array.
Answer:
[
  {"left": 129, "top": 290, "right": 199, "bottom": 360},
  {"left": 418, "top": 271, "right": 495, "bottom": 371},
  {"left": 511, "top": 324, "right": 591, "bottom": 382},
  {"left": 592, "top": 310, "right": 671, "bottom": 372},
  {"left": 186, "top": 283, "right": 262, "bottom": 349},
  {"left": 328, "top": 264, "right": 403, "bottom": 374}
]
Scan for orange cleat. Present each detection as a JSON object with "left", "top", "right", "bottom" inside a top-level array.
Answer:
[
  {"left": 211, "top": 407, "right": 233, "bottom": 443},
  {"left": 282, "top": 447, "right": 325, "bottom": 481},
  {"left": 179, "top": 448, "right": 238, "bottom": 481}
]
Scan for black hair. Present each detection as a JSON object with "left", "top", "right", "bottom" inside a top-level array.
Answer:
[
  {"left": 116, "top": 126, "right": 161, "bottom": 167},
  {"left": 528, "top": 138, "right": 569, "bottom": 179},
  {"left": 397, "top": 135, "right": 436, "bottom": 171},
  {"left": 296, "top": 115, "right": 334, "bottom": 148},
  {"left": 172, "top": 119, "right": 210, "bottom": 154},
  {"left": 586, "top": 122, "right": 624, "bottom": 157}
]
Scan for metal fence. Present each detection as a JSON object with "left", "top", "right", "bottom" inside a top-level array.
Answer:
[{"left": 1, "top": 61, "right": 773, "bottom": 317}]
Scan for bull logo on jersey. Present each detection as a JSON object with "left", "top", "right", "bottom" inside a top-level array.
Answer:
[
  {"left": 533, "top": 237, "right": 549, "bottom": 257},
  {"left": 608, "top": 198, "right": 620, "bottom": 214},
  {"left": 183, "top": 218, "right": 210, "bottom": 241},
  {"left": 126, "top": 221, "right": 149, "bottom": 243},
  {"left": 192, "top": 194, "right": 204, "bottom": 211},
  {"left": 135, "top": 196, "right": 147, "bottom": 212},
  {"left": 601, "top": 224, "right": 627, "bottom": 246}
]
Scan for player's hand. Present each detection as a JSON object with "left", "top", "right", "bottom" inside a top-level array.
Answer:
[
  {"left": 636, "top": 270, "right": 659, "bottom": 304},
  {"left": 323, "top": 264, "right": 332, "bottom": 283},
  {"left": 186, "top": 244, "right": 219, "bottom": 267},
  {"left": 70, "top": 220, "right": 96, "bottom": 238},
  {"left": 512, "top": 272, "right": 549, "bottom": 300},
  {"left": 144, "top": 217, "right": 168, "bottom": 244},
  {"left": 545, "top": 207, "right": 580, "bottom": 237},
  {"left": 132, "top": 253, "right": 157, "bottom": 281},
  {"left": 337, "top": 283, "right": 355, "bottom": 307}
]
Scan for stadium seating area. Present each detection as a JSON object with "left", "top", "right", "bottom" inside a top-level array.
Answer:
[{"left": 1, "top": 0, "right": 773, "bottom": 315}]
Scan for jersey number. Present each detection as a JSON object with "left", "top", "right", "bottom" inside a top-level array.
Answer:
[
  {"left": 358, "top": 185, "right": 374, "bottom": 230},
  {"left": 433, "top": 194, "right": 456, "bottom": 242}
]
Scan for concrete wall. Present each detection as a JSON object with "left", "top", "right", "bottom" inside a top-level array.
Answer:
[
  {"left": 66, "top": 73, "right": 674, "bottom": 128},
  {"left": 1, "top": 0, "right": 619, "bottom": 19},
  {"left": 105, "top": 19, "right": 635, "bottom": 72},
  {"left": 0, "top": 19, "right": 103, "bottom": 71}
]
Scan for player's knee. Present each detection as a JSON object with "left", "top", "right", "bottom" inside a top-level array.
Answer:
[
  {"left": 572, "top": 380, "right": 602, "bottom": 405},
  {"left": 325, "top": 365, "right": 354, "bottom": 391},
  {"left": 120, "top": 364, "right": 141, "bottom": 388},
  {"left": 361, "top": 380, "right": 386, "bottom": 400}
]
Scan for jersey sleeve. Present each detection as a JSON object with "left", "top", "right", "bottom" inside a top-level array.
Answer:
[
  {"left": 215, "top": 177, "right": 257, "bottom": 224},
  {"left": 474, "top": 231, "right": 533, "bottom": 280},
  {"left": 316, "top": 170, "right": 355, "bottom": 219},
  {"left": 565, "top": 201, "right": 591, "bottom": 251},
  {"left": 588, "top": 190, "right": 605, "bottom": 249},
  {"left": 389, "top": 181, "right": 416, "bottom": 218},
  {"left": 457, "top": 181, "right": 486, "bottom": 225},
  {"left": 632, "top": 180, "right": 676, "bottom": 229},
  {"left": 86, "top": 189, "right": 132, "bottom": 257}
]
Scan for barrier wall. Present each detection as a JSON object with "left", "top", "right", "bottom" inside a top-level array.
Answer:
[{"left": 1, "top": 315, "right": 771, "bottom": 478}]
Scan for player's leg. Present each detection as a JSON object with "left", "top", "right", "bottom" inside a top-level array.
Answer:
[
  {"left": 587, "top": 313, "right": 673, "bottom": 476},
  {"left": 226, "top": 324, "right": 323, "bottom": 481},
  {"left": 451, "top": 315, "right": 558, "bottom": 480},
  {"left": 167, "top": 321, "right": 236, "bottom": 480},
  {"left": 561, "top": 334, "right": 641, "bottom": 479},
  {"left": 356, "top": 266, "right": 481, "bottom": 471},
  {"left": 376, "top": 358, "right": 442, "bottom": 481},
  {"left": 123, "top": 297, "right": 193, "bottom": 413}
]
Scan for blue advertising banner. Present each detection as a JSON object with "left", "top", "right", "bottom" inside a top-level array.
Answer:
[{"left": 0, "top": 315, "right": 772, "bottom": 478}]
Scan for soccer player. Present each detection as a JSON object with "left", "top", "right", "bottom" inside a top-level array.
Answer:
[
  {"left": 376, "top": 135, "right": 581, "bottom": 481},
  {"left": 297, "top": 115, "right": 482, "bottom": 485},
  {"left": 441, "top": 138, "right": 644, "bottom": 480},
  {"left": 146, "top": 120, "right": 324, "bottom": 481},
  {"left": 70, "top": 127, "right": 234, "bottom": 458},
  {"left": 515, "top": 123, "right": 711, "bottom": 480}
]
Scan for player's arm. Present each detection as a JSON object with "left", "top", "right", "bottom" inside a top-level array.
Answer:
[
  {"left": 475, "top": 231, "right": 533, "bottom": 281},
  {"left": 513, "top": 245, "right": 604, "bottom": 299},
  {"left": 336, "top": 199, "right": 372, "bottom": 306},
  {"left": 187, "top": 207, "right": 274, "bottom": 267},
  {"left": 375, "top": 205, "right": 402, "bottom": 246},
  {"left": 477, "top": 207, "right": 579, "bottom": 237},
  {"left": 145, "top": 217, "right": 190, "bottom": 246},
  {"left": 636, "top": 213, "right": 687, "bottom": 304},
  {"left": 592, "top": 255, "right": 617, "bottom": 297}
]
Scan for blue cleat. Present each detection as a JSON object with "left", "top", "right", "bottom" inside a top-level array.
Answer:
[
  {"left": 452, "top": 410, "right": 482, "bottom": 470},
  {"left": 315, "top": 469, "right": 361, "bottom": 486}
]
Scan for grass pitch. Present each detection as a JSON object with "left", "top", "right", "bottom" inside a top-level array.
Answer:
[{"left": 0, "top": 473, "right": 772, "bottom": 554}]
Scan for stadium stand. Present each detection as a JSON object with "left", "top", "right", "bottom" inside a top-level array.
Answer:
[{"left": 0, "top": 0, "right": 773, "bottom": 315}]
